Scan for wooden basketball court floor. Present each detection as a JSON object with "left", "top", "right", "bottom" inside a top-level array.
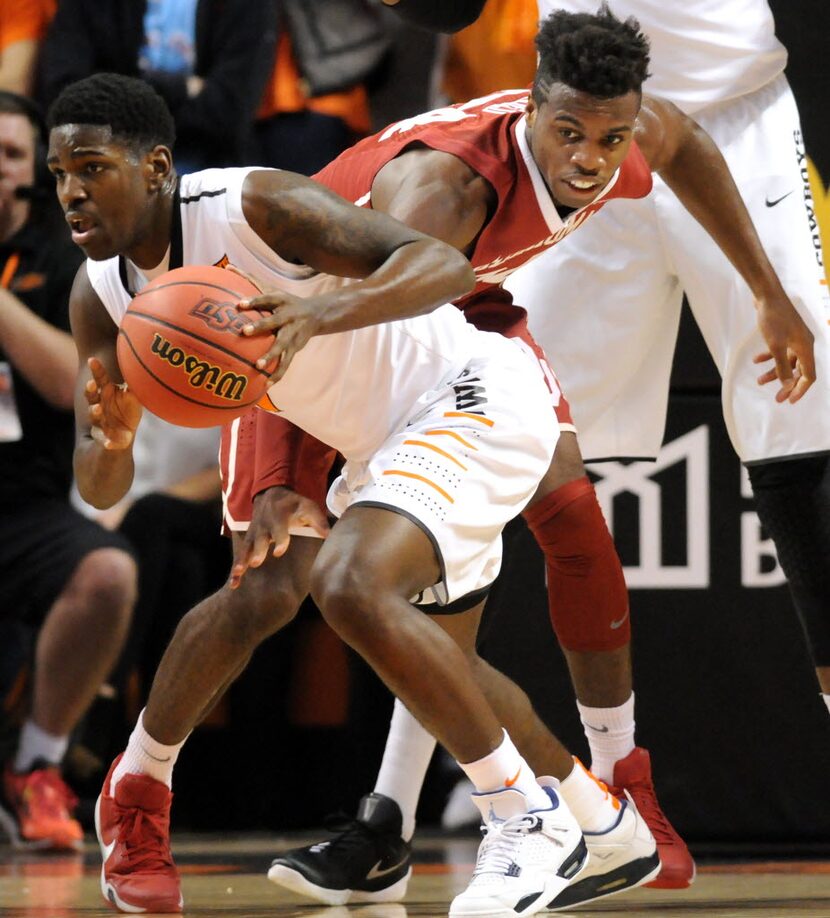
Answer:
[{"left": 1, "top": 834, "right": 829, "bottom": 917}]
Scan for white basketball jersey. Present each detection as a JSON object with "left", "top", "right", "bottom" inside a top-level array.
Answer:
[
  {"left": 86, "top": 167, "right": 493, "bottom": 460},
  {"left": 538, "top": 0, "right": 786, "bottom": 113}
]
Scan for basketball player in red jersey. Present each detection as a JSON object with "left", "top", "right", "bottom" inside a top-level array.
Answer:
[{"left": 238, "top": 6, "right": 813, "bottom": 902}]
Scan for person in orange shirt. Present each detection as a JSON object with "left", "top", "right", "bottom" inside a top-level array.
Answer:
[
  {"left": 254, "top": 29, "right": 372, "bottom": 176},
  {"left": 441, "top": 0, "right": 537, "bottom": 103},
  {"left": 0, "top": 0, "right": 55, "bottom": 97}
]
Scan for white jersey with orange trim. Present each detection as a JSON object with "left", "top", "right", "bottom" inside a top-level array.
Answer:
[
  {"left": 86, "top": 166, "right": 559, "bottom": 603},
  {"left": 539, "top": 0, "right": 786, "bottom": 113}
]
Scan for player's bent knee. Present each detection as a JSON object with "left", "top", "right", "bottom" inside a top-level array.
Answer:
[
  {"left": 309, "top": 561, "right": 386, "bottom": 641},
  {"left": 211, "top": 577, "right": 304, "bottom": 645},
  {"left": 66, "top": 547, "right": 138, "bottom": 616}
]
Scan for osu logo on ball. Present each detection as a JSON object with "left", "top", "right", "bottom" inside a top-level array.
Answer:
[
  {"left": 150, "top": 333, "right": 248, "bottom": 401},
  {"left": 189, "top": 296, "right": 249, "bottom": 335}
]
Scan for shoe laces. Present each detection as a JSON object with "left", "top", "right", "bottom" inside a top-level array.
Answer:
[
  {"left": 115, "top": 800, "right": 174, "bottom": 872},
  {"left": 19, "top": 769, "right": 78, "bottom": 821},
  {"left": 472, "top": 813, "right": 557, "bottom": 879}
]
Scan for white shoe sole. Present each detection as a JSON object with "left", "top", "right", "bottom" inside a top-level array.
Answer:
[
  {"left": 267, "top": 863, "right": 412, "bottom": 906},
  {"left": 546, "top": 850, "right": 661, "bottom": 911}
]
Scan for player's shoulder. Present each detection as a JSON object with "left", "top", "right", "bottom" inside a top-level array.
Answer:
[{"left": 178, "top": 167, "right": 273, "bottom": 204}]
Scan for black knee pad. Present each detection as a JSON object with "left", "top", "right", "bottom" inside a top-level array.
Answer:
[{"left": 748, "top": 455, "right": 830, "bottom": 666}]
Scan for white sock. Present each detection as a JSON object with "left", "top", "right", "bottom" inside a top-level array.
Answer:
[
  {"left": 576, "top": 693, "right": 636, "bottom": 783},
  {"left": 822, "top": 693, "right": 830, "bottom": 716},
  {"left": 374, "top": 700, "right": 437, "bottom": 841},
  {"left": 459, "top": 729, "right": 550, "bottom": 811},
  {"left": 112, "top": 709, "right": 187, "bottom": 791},
  {"left": 557, "top": 757, "right": 621, "bottom": 832},
  {"left": 14, "top": 720, "right": 68, "bottom": 772}
]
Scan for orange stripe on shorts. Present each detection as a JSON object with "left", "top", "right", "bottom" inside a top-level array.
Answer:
[
  {"left": 383, "top": 469, "right": 454, "bottom": 503},
  {"left": 443, "top": 411, "right": 494, "bottom": 427},
  {"left": 403, "top": 439, "right": 467, "bottom": 470},
  {"left": 424, "top": 429, "right": 478, "bottom": 450}
]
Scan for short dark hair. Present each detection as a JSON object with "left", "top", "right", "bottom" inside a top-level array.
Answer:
[
  {"left": 47, "top": 73, "right": 176, "bottom": 151},
  {"left": 533, "top": 4, "right": 650, "bottom": 103}
]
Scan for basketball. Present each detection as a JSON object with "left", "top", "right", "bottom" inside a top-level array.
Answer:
[{"left": 116, "top": 265, "right": 275, "bottom": 428}]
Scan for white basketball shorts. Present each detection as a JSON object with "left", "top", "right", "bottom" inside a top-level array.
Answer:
[
  {"left": 326, "top": 335, "right": 559, "bottom": 606},
  {"left": 506, "top": 73, "right": 830, "bottom": 464}
]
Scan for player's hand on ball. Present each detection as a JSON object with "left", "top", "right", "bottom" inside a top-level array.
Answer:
[
  {"left": 85, "top": 356, "right": 142, "bottom": 450},
  {"left": 239, "top": 288, "right": 324, "bottom": 384},
  {"left": 754, "top": 297, "right": 815, "bottom": 404},
  {"left": 229, "top": 486, "right": 330, "bottom": 589}
]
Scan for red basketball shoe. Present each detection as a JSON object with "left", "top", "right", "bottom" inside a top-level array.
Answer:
[
  {"left": 609, "top": 747, "right": 695, "bottom": 889},
  {"left": 0, "top": 763, "right": 83, "bottom": 850},
  {"left": 95, "top": 756, "right": 183, "bottom": 913}
]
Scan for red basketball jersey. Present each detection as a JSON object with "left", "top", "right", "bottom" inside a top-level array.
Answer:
[{"left": 315, "top": 89, "right": 653, "bottom": 333}]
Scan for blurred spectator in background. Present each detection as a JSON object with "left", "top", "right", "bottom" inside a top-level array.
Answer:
[
  {"left": 440, "top": 0, "right": 536, "bottom": 102},
  {"left": 254, "top": 0, "right": 390, "bottom": 174},
  {"left": 0, "top": 90, "right": 136, "bottom": 851},
  {"left": 37, "top": 0, "right": 276, "bottom": 172},
  {"left": 0, "top": 0, "right": 55, "bottom": 97}
]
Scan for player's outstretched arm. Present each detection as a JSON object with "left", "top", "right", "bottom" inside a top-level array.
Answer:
[
  {"left": 635, "top": 96, "right": 816, "bottom": 403},
  {"left": 69, "top": 263, "right": 142, "bottom": 509}
]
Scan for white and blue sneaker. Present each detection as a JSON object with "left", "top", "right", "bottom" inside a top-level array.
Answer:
[
  {"left": 449, "top": 786, "right": 587, "bottom": 918},
  {"left": 546, "top": 792, "right": 660, "bottom": 911}
]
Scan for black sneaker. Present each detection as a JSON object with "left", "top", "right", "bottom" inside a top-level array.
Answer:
[{"left": 267, "top": 793, "right": 412, "bottom": 905}]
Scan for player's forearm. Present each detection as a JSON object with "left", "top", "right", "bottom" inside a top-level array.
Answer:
[
  {"left": 659, "top": 122, "right": 785, "bottom": 304},
  {"left": 73, "top": 438, "right": 135, "bottom": 509},
  {"left": 312, "top": 238, "right": 475, "bottom": 333}
]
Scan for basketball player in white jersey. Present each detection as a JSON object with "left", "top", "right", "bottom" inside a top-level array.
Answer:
[
  {"left": 47, "top": 72, "right": 616, "bottom": 917},
  {"left": 507, "top": 0, "right": 830, "bottom": 729}
]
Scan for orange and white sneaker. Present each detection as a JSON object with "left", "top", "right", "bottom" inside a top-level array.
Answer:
[
  {"left": 95, "top": 755, "right": 183, "bottom": 913},
  {"left": 609, "top": 747, "right": 695, "bottom": 889},
  {"left": 0, "top": 763, "right": 83, "bottom": 851}
]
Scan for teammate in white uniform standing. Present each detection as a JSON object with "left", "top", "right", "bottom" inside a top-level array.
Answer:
[{"left": 507, "top": 0, "right": 830, "bottom": 726}]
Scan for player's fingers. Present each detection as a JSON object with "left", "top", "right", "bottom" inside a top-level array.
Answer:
[
  {"left": 756, "top": 367, "right": 779, "bottom": 386},
  {"left": 788, "top": 362, "right": 814, "bottom": 403},
  {"left": 228, "top": 561, "right": 247, "bottom": 590},
  {"left": 294, "top": 500, "right": 330, "bottom": 538},
  {"left": 87, "top": 356, "right": 110, "bottom": 385},
  {"left": 247, "top": 531, "right": 273, "bottom": 569},
  {"left": 239, "top": 294, "right": 289, "bottom": 323},
  {"left": 90, "top": 425, "right": 108, "bottom": 446},
  {"left": 85, "top": 378, "right": 102, "bottom": 404},
  {"left": 104, "top": 428, "right": 134, "bottom": 450},
  {"left": 229, "top": 535, "right": 257, "bottom": 589},
  {"left": 271, "top": 534, "right": 291, "bottom": 559},
  {"left": 794, "top": 340, "right": 816, "bottom": 386},
  {"left": 266, "top": 348, "right": 293, "bottom": 384},
  {"left": 255, "top": 336, "right": 284, "bottom": 370},
  {"left": 771, "top": 347, "right": 795, "bottom": 390},
  {"left": 753, "top": 350, "right": 773, "bottom": 365}
]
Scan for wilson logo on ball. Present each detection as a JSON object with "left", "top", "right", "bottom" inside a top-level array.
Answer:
[
  {"left": 150, "top": 333, "right": 248, "bottom": 401},
  {"left": 189, "top": 297, "right": 249, "bottom": 335}
]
